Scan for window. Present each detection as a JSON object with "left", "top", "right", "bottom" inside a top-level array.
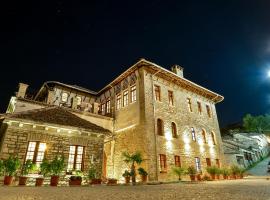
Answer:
[
  {"left": 191, "top": 127, "right": 196, "bottom": 141},
  {"left": 154, "top": 85, "right": 161, "bottom": 101},
  {"left": 197, "top": 101, "right": 202, "bottom": 114},
  {"left": 157, "top": 118, "right": 164, "bottom": 136},
  {"left": 206, "top": 105, "right": 212, "bottom": 118},
  {"left": 123, "top": 90, "right": 129, "bottom": 107},
  {"left": 215, "top": 159, "right": 220, "bottom": 168},
  {"left": 67, "top": 145, "right": 85, "bottom": 171},
  {"left": 195, "top": 157, "right": 201, "bottom": 172},
  {"left": 130, "top": 85, "right": 136, "bottom": 103},
  {"left": 174, "top": 155, "right": 181, "bottom": 167},
  {"left": 202, "top": 129, "right": 207, "bottom": 143},
  {"left": 116, "top": 95, "right": 121, "bottom": 110},
  {"left": 106, "top": 99, "right": 111, "bottom": 113},
  {"left": 211, "top": 132, "right": 216, "bottom": 145},
  {"left": 76, "top": 96, "right": 82, "bottom": 106},
  {"left": 171, "top": 122, "right": 177, "bottom": 138},
  {"left": 187, "top": 98, "right": 192, "bottom": 112},
  {"left": 61, "top": 92, "right": 68, "bottom": 102},
  {"left": 159, "top": 154, "right": 167, "bottom": 172},
  {"left": 168, "top": 91, "right": 174, "bottom": 106},
  {"left": 101, "top": 103, "right": 105, "bottom": 113},
  {"left": 206, "top": 158, "right": 211, "bottom": 167},
  {"left": 25, "top": 142, "right": 46, "bottom": 167}
]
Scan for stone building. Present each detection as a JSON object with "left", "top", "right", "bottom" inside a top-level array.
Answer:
[{"left": 1, "top": 58, "right": 224, "bottom": 182}]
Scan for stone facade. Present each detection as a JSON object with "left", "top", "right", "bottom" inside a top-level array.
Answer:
[{"left": 3, "top": 58, "right": 225, "bottom": 182}]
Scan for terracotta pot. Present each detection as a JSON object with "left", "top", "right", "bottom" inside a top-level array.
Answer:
[
  {"left": 19, "top": 176, "right": 28, "bottom": 186},
  {"left": 190, "top": 175, "right": 196, "bottom": 181},
  {"left": 50, "top": 176, "right": 59, "bottom": 186},
  {"left": 107, "top": 179, "right": 117, "bottom": 185},
  {"left": 35, "top": 178, "right": 44, "bottom": 186},
  {"left": 196, "top": 174, "right": 202, "bottom": 181},
  {"left": 141, "top": 175, "right": 147, "bottom": 183},
  {"left": 69, "top": 179, "right": 82, "bottom": 186},
  {"left": 239, "top": 175, "right": 243, "bottom": 179},
  {"left": 4, "top": 176, "right": 13, "bottom": 186},
  {"left": 90, "top": 178, "right": 102, "bottom": 185},
  {"left": 216, "top": 174, "right": 220, "bottom": 180},
  {"left": 211, "top": 174, "right": 216, "bottom": 180},
  {"left": 231, "top": 174, "right": 237, "bottom": 179},
  {"left": 124, "top": 176, "right": 130, "bottom": 184},
  {"left": 222, "top": 175, "right": 228, "bottom": 180}
]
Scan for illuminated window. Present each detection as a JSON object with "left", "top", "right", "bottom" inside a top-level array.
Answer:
[
  {"left": 187, "top": 98, "right": 192, "bottom": 112},
  {"left": 101, "top": 103, "right": 105, "bottom": 113},
  {"left": 116, "top": 95, "right": 121, "bottom": 110},
  {"left": 191, "top": 127, "right": 196, "bottom": 141},
  {"left": 130, "top": 85, "right": 136, "bottom": 103},
  {"left": 25, "top": 142, "right": 46, "bottom": 167},
  {"left": 159, "top": 154, "right": 167, "bottom": 172},
  {"left": 106, "top": 99, "right": 111, "bottom": 113},
  {"left": 211, "top": 132, "right": 216, "bottom": 145},
  {"left": 195, "top": 157, "right": 201, "bottom": 172},
  {"left": 197, "top": 101, "right": 202, "bottom": 114},
  {"left": 123, "top": 90, "right": 129, "bottom": 107},
  {"left": 206, "top": 105, "right": 212, "bottom": 118},
  {"left": 157, "top": 118, "right": 164, "bottom": 136},
  {"left": 61, "top": 92, "right": 68, "bottom": 102},
  {"left": 202, "top": 129, "right": 207, "bottom": 143},
  {"left": 171, "top": 122, "right": 177, "bottom": 138},
  {"left": 154, "top": 85, "right": 161, "bottom": 101},
  {"left": 174, "top": 155, "right": 181, "bottom": 167},
  {"left": 76, "top": 96, "right": 82, "bottom": 106},
  {"left": 168, "top": 91, "right": 174, "bottom": 106},
  {"left": 67, "top": 145, "right": 85, "bottom": 171}
]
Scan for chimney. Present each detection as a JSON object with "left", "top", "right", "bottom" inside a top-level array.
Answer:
[
  {"left": 17, "top": 83, "right": 29, "bottom": 98},
  {"left": 171, "top": 65, "right": 184, "bottom": 78},
  {"left": 47, "top": 90, "right": 55, "bottom": 104}
]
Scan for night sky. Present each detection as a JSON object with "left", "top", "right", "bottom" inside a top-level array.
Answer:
[{"left": 1, "top": 1, "right": 270, "bottom": 127}]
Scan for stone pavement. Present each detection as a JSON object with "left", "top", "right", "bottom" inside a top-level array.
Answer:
[
  {"left": 0, "top": 179, "right": 269, "bottom": 200},
  {"left": 247, "top": 156, "right": 270, "bottom": 176}
]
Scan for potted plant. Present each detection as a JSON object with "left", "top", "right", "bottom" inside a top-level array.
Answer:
[
  {"left": 138, "top": 167, "right": 148, "bottom": 183},
  {"left": 206, "top": 166, "right": 218, "bottom": 180},
  {"left": 36, "top": 159, "right": 50, "bottom": 186},
  {"left": 107, "top": 178, "right": 118, "bottom": 185},
  {"left": 3, "top": 156, "right": 21, "bottom": 185},
  {"left": 239, "top": 168, "right": 245, "bottom": 179},
  {"left": 221, "top": 168, "right": 230, "bottom": 180},
  {"left": 19, "top": 159, "right": 35, "bottom": 186},
  {"left": 122, "top": 170, "right": 131, "bottom": 184},
  {"left": 69, "top": 176, "right": 82, "bottom": 186},
  {"left": 216, "top": 168, "right": 221, "bottom": 180},
  {"left": 122, "top": 151, "right": 144, "bottom": 185},
  {"left": 49, "top": 156, "right": 65, "bottom": 186},
  {"left": 186, "top": 166, "right": 196, "bottom": 181},
  {"left": 230, "top": 165, "right": 240, "bottom": 179},
  {"left": 172, "top": 167, "right": 185, "bottom": 181},
  {"left": 196, "top": 172, "right": 202, "bottom": 181},
  {"left": 88, "top": 165, "right": 101, "bottom": 185}
]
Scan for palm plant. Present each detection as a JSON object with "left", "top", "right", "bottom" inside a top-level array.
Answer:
[
  {"left": 172, "top": 167, "right": 185, "bottom": 181},
  {"left": 122, "top": 151, "right": 143, "bottom": 185}
]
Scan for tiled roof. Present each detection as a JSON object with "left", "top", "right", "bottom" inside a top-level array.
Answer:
[{"left": 4, "top": 107, "right": 111, "bottom": 134}]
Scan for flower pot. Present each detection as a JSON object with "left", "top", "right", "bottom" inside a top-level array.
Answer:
[
  {"left": 19, "top": 176, "right": 28, "bottom": 186},
  {"left": 189, "top": 175, "right": 196, "bottom": 181},
  {"left": 124, "top": 176, "right": 130, "bottom": 184},
  {"left": 216, "top": 174, "right": 220, "bottom": 180},
  {"left": 239, "top": 175, "right": 243, "bottom": 179},
  {"left": 90, "top": 178, "right": 102, "bottom": 185},
  {"left": 210, "top": 174, "right": 216, "bottom": 180},
  {"left": 50, "top": 176, "right": 60, "bottom": 186},
  {"left": 141, "top": 175, "right": 147, "bottom": 183},
  {"left": 222, "top": 175, "right": 228, "bottom": 180},
  {"left": 196, "top": 174, "right": 202, "bottom": 181},
  {"left": 107, "top": 179, "right": 117, "bottom": 185},
  {"left": 231, "top": 174, "right": 237, "bottom": 179},
  {"left": 35, "top": 178, "right": 44, "bottom": 186},
  {"left": 4, "top": 176, "right": 13, "bottom": 186},
  {"left": 69, "top": 179, "right": 82, "bottom": 186}
]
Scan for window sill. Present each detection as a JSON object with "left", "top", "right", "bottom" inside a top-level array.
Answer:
[{"left": 160, "top": 171, "right": 167, "bottom": 174}]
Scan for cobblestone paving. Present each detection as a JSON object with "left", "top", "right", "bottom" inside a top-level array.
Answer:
[{"left": 0, "top": 179, "right": 269, "bottom": 200}]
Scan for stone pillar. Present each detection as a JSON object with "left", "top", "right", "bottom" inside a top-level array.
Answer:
[
  {"left": 16, "top": 83, "right": 29, "bottom": 98},
  {"left": 93, "top": 102, "right": 100, "bottom": 114},
  {"left": 47, "top": 90, "right": 55, "bottom": 105}
]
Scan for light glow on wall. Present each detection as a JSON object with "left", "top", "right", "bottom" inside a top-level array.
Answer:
[{"left": 114, "top": 124, "right": 136, "bottom": 133}]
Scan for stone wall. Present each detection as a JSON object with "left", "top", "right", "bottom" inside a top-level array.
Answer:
[{"left": 0, "top": 120, "right": 104, "bottom": 174}]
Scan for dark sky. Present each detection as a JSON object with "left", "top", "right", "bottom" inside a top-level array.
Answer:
[{"left": 1, "top": 0, "right": 270, "bottom": 127}]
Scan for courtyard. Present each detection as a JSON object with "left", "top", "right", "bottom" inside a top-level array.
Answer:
[{"left": 0, "top": 178, "right": 269, "bottom": 200}]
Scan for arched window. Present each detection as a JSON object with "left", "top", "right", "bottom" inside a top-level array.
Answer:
[
  {"left": 191, "top": 127, "right": 196, "bottom": 141},
  {"left": 157, "top": 119, "right": 164, "bottom": 136},
  {"left": 202, "top": 129, "right": 207, "bottom": 143},
  {"left": 61, "top": 92, "right": 68, "bottom": 102},
  {"left": 171, "top": 122, "right": 177, "bottom": 138},
  {"left": 211, "top": 132, "right": 216, "bottom": 145}
]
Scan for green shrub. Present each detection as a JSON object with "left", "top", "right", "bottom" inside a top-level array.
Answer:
[
  {"left": 171, "top": 167, "right": 185, "bottom": 181},
  {"left": 21, "top": 159, "right": 35, "bottom": 176},
  {"left": 88, "top": 165, "right": 97, "bottom": 180},
  {"left": 3, "top": 156, "right": 21, "bottom": 176},
  {"left": 50, "top": 156, "right": 65, "bottom": 176},
  {"left": 230, "top": 165, "right": 240, "bottom": 175},
  {"left": 206, "top": 166, "right": 218, "bottom": 175},
  {"left": 40, "top": 159, "right": 51, "bottom": 177},
  {"left": 0, "top": 160, "right": 4, "bottom": 176},
  {"left": 221, "top": 168, "right": 230, "bottom": 176}
]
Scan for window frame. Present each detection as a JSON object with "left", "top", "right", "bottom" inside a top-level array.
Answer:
[
  {"left": 197, "top": 101, "right": 202, "bottom": 115},
  {"left": 174, "top": 155, "right": 181, "bottom": 167},
  {"left": 206, "top": 105, "right": 212, "bottom": 118},
  {"left": 106, "top": 99, "right": 111, "bottom": 114},
  {"left": 61, "top": 92, "right": 68, "bottom": 102},
  {"left": 123, "top": 90, "right": 129, "bottom": 107},
  {"left": 187, "top": 98, "right": 192, "bottom": 112},
  {"left": 157, "top": 118, "right": 164, "bottom": 136},
  {"left": 159, "top": 154, "right": 167, "bottom": 172},
  {"left": 211, "top": 132, "right": 216, "bottom": 145},
  {"left": 130, "top": 85, "right": 137, "bottom": 103},
  {"left": 168, "top": 90, "right": 174, "bottom": 106},
  {"left": 67, "top": 145, "right": 85, "bottom": 171},
  {"left": 171, "top": 122, "right": 177, "bottom": 138},
  {"left": 154, "top": 85, "right": 161, "bottom": 101},
  {"left": 25, "top": 141, "right": 47, "bottom": 166},
  {"left": 191, "top": 127, "right": 196, "bottom": 141},
  {"left": 116, "top": 94, "right": 121, "bottom": 110},
  {"left": 202, "top": 129, "right": 207, "bottom": 144},
  {"left": 195, "top": 157, "right": 201, "bottom": 172}
]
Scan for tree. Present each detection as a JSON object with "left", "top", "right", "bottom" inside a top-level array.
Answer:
[
  {"left": 122, "top": 151, "right": 143, "bottom": 185},
  {"left": 243, "top": 114, "right": 270, "bottom": 133}
]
